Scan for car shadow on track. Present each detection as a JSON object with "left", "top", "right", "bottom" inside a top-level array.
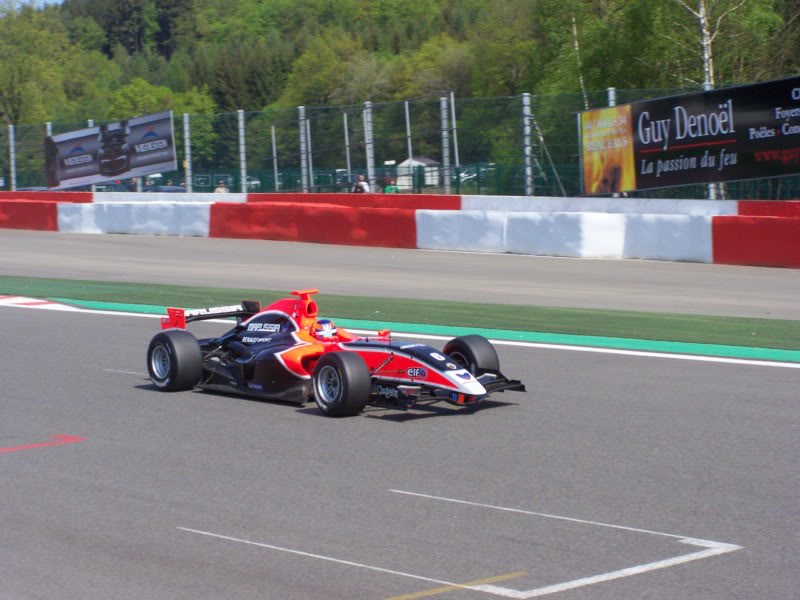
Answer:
[
  {"left": 296, "top": 398, "right": 517, "bottom": 421},
  {"left": 135, "top": 383, "right": 517, "bottom": 421}
]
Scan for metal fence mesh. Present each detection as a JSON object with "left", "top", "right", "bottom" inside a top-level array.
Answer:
[{"left": 3, "top": 90, "right": 800, "bottom": 198}]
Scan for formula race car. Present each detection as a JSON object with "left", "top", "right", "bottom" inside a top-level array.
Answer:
[{"left": 146, "top": 289, "right": 525, "bottom": 416}]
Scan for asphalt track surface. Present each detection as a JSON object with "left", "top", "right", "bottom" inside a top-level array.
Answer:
[
  {"left": 2, "top": 304, "right": 798, "bottom": 599},
  {"left": 1, "top": 230, "right": 799, "bottom": 319},
  {"left": 1, "top": 231, "right": 798, "bottom": 599}
]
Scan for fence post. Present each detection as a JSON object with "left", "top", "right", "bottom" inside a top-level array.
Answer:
[
  {"left": 363, "top": 101, "right": 375, "bottom": 190},
  {"left": 182, "top": 114, "right": 192, "bottom": 192},
  {"left": 343, "top": 113, "right": 352, "bottom": 182},
  {"left": 450, "top": 91, "right": 460, "bottom": 169},
  {"left": 404, "top": 100, "right": 413, "bottom": 163},
  {"left": 8, "top": 125, "right": 16, "bottom": 191},
  {"left": 607, "top": 86, "right": 617, "bottom": 107},
  {"left": 522, "top": 93, "right": 534, "bottom": 196},
  {"left": 88, "top": 119, "right": 95, "bottom": 192},
  {"left": 440, "top": 97, "right": 451, "bottom": 195},
  {"left": 237, "top": 110, "right": 247, "bottom": 193},
  {"left": 271, "top": 125, "right": 279, "bottom": 192},
  {"left": 299, "top": 106, "right": 308, "bottom": 192},
  {"left": 306, "top": 118, "right": 314, "bottom": 191}
]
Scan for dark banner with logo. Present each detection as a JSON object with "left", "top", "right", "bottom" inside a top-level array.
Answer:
[
  {"left": 579, "top": 76, "right": 800, "bottom": 194},
  {"left": 45, "top": 110, "right": 177, "bottom": 189}
]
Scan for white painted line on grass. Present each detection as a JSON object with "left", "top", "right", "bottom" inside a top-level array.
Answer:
[{"left": 391, "top": 490, "right": 742, "bottom": 598}]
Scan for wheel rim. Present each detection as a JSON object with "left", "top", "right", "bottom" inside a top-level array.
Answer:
[
  {"left": 151, "top": 345, "right": 171, "bottom": 380},
  {"left": 448, "top": 351, "right": 475, "bottom": 374},
  {"left": 315, "top": 365, "right": 341, "bottom": 405}
]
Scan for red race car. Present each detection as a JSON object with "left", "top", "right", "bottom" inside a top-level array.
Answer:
[{"left": 147, "top": 289, "right": 525, "bottom": 416}]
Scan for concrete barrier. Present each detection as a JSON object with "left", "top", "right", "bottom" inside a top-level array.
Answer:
[
  {"left": 713, "top": 216, "right": 800, "bottom": 268},
  {"left": 0, "top": 200, "right": 59, "bottom": 231},
  {"left": 247, "top": 192, "right": 461, "bottom": 210},
  {"left": 462, "top": 195, "right": 738, "bottom": 216},
  {"left": 0, "top": 191, "right": 92, "bottom": 203},
  {"left": 505, "top": 212, "right": 583, "bottom": 257},
  {"left": 419, "top": 210, "right": 716, "bottom": 262},
  {"left": 1, "top": 191, "right": 796, "bottom": 268},
  {"left": 623, "top": 214, "right": 713, "bottom": 262},
  {"left": 737, "top": 200, "right": 800, "bottom": 218},
  {"left": 210, "top": 202, "right": 417, "bottom": 248},
  {"left": 93, "top": 192, "right": 246, "bottom": 204},
  {"left": 416, "top": 210, "right": 507, "bottom": 253},
  {"left": 57, "top": 202, "right": 211, "bottom": 236}
]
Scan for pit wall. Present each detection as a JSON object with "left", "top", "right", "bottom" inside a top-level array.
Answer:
[{"left": 0, "top": 191, "right": 797, "bottom": 268}]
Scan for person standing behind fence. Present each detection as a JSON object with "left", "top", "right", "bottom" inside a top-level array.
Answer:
[
  {"left": 352, "top": 174, "right": 370, "bottom": 193},
  {"left": 383, "top": 178, "right": 398, "bottom": 193}
]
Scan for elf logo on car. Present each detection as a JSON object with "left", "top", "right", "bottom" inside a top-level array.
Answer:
[{"left": 407, "top": 368, "right": 428, "bottom": 378}]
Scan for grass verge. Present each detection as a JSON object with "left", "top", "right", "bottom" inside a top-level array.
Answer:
[{"left": 1, "top": 275, "right": 798, "bottom": 350}]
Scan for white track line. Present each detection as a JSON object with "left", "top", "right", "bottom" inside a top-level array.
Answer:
[
  {"left": 391, "top": 490, "right": 742, "bottom": 598},
  {"left": 177, "top": 527, "right": 486, "bottom": 593}
]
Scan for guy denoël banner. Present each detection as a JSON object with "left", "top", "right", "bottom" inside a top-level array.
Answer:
[
  {"left": 579, "top": 76, "right": 800, "bottom": 195},
  {"left": 45, "top": 110, "right": 177, "bottom": 189}
]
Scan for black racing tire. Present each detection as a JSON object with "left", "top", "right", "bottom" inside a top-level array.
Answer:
[
  {"left": 443, "top": 335, "right": 500, "bottom": 376},
  {"left": 312, "top": 352, "right": 371, "bottom": 417},
  {"left": 147, "top": 330, "right": 203, "bottom": 391}
]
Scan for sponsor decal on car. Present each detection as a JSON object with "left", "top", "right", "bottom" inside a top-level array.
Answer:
[
  {"left": 185, "top": 305, "right": 243, "bottom": 317},
  {"left": 400, "top": 344, "right": 424, "bottom": 349},
  {"left": 242, "top": 336, "right": 271, "bottom": 344},
  {"left": 377, "top": 385, "right": 400, "bottom": 399},
  {"left": 247, "top": 322, "right": 281, "bottom": 333},
  {"left": 456, "top": 372, "right": 472, "bottom": 380},
  {"left": 247, "top": 382, "right": 264, "bottom": 391},
  {"left": 446, "top": 362, "right": 457, "bottom": 369},
  {"left": 407, "top": 367, "right": 428, "bottom": 378}
]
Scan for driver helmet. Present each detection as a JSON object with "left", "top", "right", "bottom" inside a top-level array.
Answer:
[{"left": 312, "top": 319, "right": 338, "bottom": 340}]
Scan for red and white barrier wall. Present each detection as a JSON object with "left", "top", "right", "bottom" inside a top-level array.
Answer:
[{"left": 0, "top": 191, "right": 797, "bottom": 268}]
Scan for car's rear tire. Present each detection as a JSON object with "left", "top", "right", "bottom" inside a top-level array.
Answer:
[
  {"left": 312, "top": 352, "right": 370, "bottom": 417},
  {"left": 443, "top": 335, "right": 500, "bottom": 375},
  {"left": 147, "top": 330, "right": 203, "bottom": 391}
]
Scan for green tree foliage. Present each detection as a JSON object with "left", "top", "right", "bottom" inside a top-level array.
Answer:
[
  {"left": 273, "top": 27, "right": 372, "bottom": 107},
  {"left": 2, "top": 0, "right": 796, "bottom": 127},
  {"left": 0, "top": 5, "right": 73, "bottom": 124}
]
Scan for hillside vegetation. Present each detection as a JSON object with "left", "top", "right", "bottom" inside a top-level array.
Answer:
[{"left": 0, "top": 0, "right": 797, "bottom": 125}]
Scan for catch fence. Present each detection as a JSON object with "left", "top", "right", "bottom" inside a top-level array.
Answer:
[{"left": 3, "top": 88, "right": 799, "bottom": 199}]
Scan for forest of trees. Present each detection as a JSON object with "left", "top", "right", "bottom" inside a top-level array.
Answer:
[{"left": 1, "top": 0, "right": 798, "bottom": 127}]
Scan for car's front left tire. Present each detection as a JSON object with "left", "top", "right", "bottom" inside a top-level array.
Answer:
[
  {"left": 312, "top": 352, "right": 371, "bottom": 417},
  {"left": 147, "top": 330, "right": 203, "bottom": 391}
]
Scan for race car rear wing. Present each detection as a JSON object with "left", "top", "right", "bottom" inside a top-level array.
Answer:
[{"left": 160, "top": 300, "right": 262, "bottom": 330}]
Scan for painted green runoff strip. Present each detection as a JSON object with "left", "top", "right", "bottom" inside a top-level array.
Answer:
[{"left": 54, "top": 298, "right": 800, "bottom": 363}]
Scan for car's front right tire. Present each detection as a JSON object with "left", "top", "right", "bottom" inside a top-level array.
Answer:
[
  {"left": 147, "top": 330, "right": 203, "bottom": 391},
  {"left": 443, "top": 335, "right": 500, "bottom": 375}
]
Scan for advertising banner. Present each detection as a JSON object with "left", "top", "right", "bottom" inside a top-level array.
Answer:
[
  {"left": 45, "top": 110, "right": 177, "bottom": 189},
  {"left": 579, "top": 76, "right": 800, "bottom": 194}
]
